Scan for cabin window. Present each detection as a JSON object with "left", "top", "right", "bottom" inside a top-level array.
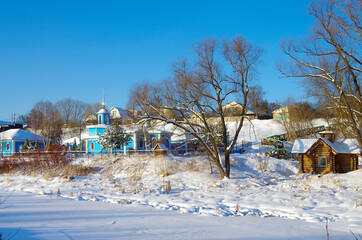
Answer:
[
  {"left": 318, "top": 157, "right": 327, "bottom": 167},
  {"left": 91, "top": 142, "right": 95, "bottom": 151},
  {"left": 139, "top": 137, "right": 144, "bottom": 149},
  {"left": 6, "top": 143, "right": 10, "bottom": 151}
]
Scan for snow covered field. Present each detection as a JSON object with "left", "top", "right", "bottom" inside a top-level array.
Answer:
[
  {"left": 1, "top": 118, "right": 361, "bottom": 239},
  {"left": 0, "top": 151, "right": 361, "bottom": 239},
  {"left": 0, "top": 190, "right": 358, "bottom": 240}
]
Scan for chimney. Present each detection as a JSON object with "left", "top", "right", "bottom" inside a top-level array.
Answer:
[{"left": 320, "top": 124, "right": 335, "bottom": 142}]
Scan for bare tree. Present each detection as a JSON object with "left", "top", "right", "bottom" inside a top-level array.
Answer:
[
  {"left": 84, "top": 103, "right": 102, "bottom": 117},
  {"left": 17, "top": 114, "right": 28, "bottom": 125},
  {"left": 247, "top": 85, "right": 266, "bottom": 118},
  {"left": 279, "top": 0, "right": 362, "bottom": 147},
  {"left": 282, "top": 101, "right": 317, "bottom": 140},
  {"left": 55, "top": 98, "right": 88, "bottom": 127},
  {"left": 27, "top": 101, "right": 63, "bottom": 145},
  {"left": 55, "top": 98, "right": 74, "bottom": 125},
  {"left": 71, "top": 100, "right": 88, "bottom": 124},
  {"left": 130, "top": 36, "right": 262, "bottom": 179}
]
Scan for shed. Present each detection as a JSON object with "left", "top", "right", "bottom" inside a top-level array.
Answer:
[
  {"left": 153, "top": 143, "right": 168, "bottom": 156},
  {"left": 292, "top": 128, "right": 360, "bottom": 174}
]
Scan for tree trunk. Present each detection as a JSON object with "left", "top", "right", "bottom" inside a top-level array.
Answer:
[
  {"left": 213, "top": 156, "right": 227, "bottom": 179},
  {"left": 224, "top": 152, "right": 230, "bottom": 178},
  {"left": 208, "top": 157, "right": 213, "bottom": 174}
]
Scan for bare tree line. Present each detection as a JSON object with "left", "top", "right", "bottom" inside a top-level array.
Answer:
[{"left": 19, "top": 99, "right": 102, "bottom": 145}]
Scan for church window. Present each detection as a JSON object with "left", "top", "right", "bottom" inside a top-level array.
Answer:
[
  {"left": 139, "top": 137, "right": 144, "bottom": 149},
  {"left": 91, "top": 142, "right": 95, "bottom": 151},
  {"left": 6, "top": 143, "right": 10, "bottom": 151},
  {"left": 98, "top": 115, "right": 102, "bottom": 124}
]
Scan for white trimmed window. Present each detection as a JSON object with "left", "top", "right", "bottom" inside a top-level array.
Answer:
[
  {"left": 318, "top": 157, "right": 327, "bottom": 167},
  {"left": 6, "top": 143, "right": 10, "bottom": 151}
]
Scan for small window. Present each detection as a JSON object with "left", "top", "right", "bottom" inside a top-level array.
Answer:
[
  {"left": 98, "top": 115, "right": 102, "bottom": 124},
  {"left": 6, "top": 143, "right": 10, "bottom": 151},
  {"left": 139, "top": 137, "right": 144, "bottom": 149},
  {"left": 318, "top": 157, "right": 327, "bottom": 167},
  {"left": 0, "top": 143, "right": 2, "bottom": 151},
  {"left": 105, "top": 115, "right": 109, "bottom": 125},
  {"left": 91, "top": 142, "right": 95, "bottom": 150}
]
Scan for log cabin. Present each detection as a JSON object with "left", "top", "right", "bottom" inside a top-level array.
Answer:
[{"left": 292, "top": 126, "right": 360, "bottom": 174}]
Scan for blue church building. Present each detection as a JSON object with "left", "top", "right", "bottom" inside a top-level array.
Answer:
[
  {"left": 0, "top": 129, "right": 45, "bottom": 156},
  {"left": 84, "top": 96, "right": 171, "bottom": 154}
]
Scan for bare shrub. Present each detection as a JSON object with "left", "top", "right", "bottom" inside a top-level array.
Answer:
[
  {"left": 152, "top": 156, "right": 180, "bottom": 177},
  {"left": 235, "top": 203, "right": 240, "bottom": 213},
  {"left": 230, "top": 158, "right": 241, "bottom": 167},
  {"left": 159, "top": 180, "right": 171, "bottom": 193},
  {"left": 0, "top": 153, "right": 94, "bottom": 179},
  {"left": 257, "top": 153, "right": 269, "bottom": 172},
  {"left": 356, "top": 199, "right": 362, "bottom": 208},
  {"left": 165, "top": 180, "right": 171, "bottom": 192},
  {"left": 182, "top": 160, "right": 199, "bottom": 172}
]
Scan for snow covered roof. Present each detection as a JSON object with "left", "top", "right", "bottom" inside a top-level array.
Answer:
[
  {"left": 292, "top": 137, "right": 361, "bottom": 154},
  {"left": 222, "top": 101, "right": 255, "bottom": 115},
  {"left": 97, "top": 109, "right": 109, "bottom": 114},
  {"left": 319, "top": 130, "right": 334, "bottom": 134},
  {"left": 63, "top": 137, "right": 80, "bottom": 145},
  {"left": 86, "top": 124, "right": 111, "bottom": 129},
  {"left": 0, "top": 129, "right": 44, "bottom": 141},
  {"left": 272, "top": 107, "right": 289, "bottom": 114},
  {"left": 153, "top": 143, "right": 168, "bottom": 151},
  {"left": 109, "top": 107, "right": 131, "bottom": 118}
]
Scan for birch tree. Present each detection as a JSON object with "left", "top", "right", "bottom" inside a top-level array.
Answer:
[
  {"left": 279, "top": 0, "right": 362, "bottom": 148},
  {"left": 130, "top": 36, "right": 262, "bottom": 179}
]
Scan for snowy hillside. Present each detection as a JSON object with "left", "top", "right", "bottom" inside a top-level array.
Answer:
[{"left": 1, "top": 118, "right": 361, "bottom": 239}]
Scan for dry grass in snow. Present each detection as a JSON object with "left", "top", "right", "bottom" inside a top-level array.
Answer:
[{"left": 0, "top": 150, "right": 361, "bottom": 233}]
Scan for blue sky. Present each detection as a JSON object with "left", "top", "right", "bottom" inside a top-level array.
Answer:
[{"left": 0, "top": 0, "right": 313, "bottom": 121}]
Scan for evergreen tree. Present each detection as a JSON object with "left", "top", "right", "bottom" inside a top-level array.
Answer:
[
  {"left": 20, "top": 139, "right": 31, "bottom": 152},
  {"left": 34, "top": 140, "right": 40, "bottom": 151},
  {"left": 98, "top": 124, "right": 131, "bottom": 156},
  {"left": 27, "top": 140, "right": 33, "bottom": 151}
]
